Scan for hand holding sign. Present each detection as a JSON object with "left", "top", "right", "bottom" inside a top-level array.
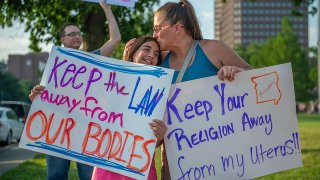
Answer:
[{"left": 83, "top": 0, "right": 135, "bottom": 8}]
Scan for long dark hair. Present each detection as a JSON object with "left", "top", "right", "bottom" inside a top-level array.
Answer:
[
  {"left": 123, "top": 36, "right": 162, "bottom": 66},
  {"left": 155, "top": 0, "right": 203, "bottom": 40}
]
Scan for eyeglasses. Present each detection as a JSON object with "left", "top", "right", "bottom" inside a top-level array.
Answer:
[
  {"left": 153, "top": 24, "right": 172, "bottom": 34},
  {"left": 63, "top": 31, "right": 83, "bottom": 37}
]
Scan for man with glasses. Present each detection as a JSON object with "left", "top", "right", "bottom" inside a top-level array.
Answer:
[
  {"left": 46, "top": 1, "right": 121, "bottom": 180},
  {"left": 60, "top": 2, "right": 120, "bottom": 57}
]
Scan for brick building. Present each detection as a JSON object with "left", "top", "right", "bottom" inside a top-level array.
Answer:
[{"left": 7, "top": 52, "right": 49, "bottom": 84}]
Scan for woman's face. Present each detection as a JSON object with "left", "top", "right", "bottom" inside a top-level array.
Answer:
[
  {"left": 132, "top": 41, "right": 160, "bottom": 66},
  {"left": 153, "top": 13, "right": 174, "bottom": 51}
]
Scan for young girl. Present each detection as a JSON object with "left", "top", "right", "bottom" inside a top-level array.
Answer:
[{"left": 91, "top": 36, "right": 166, "bottom": 180}]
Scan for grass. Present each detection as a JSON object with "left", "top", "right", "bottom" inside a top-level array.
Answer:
[
  {"left": 0, "top": 154, "right": 79, "bottom": 180},
  {"left": 0, "top": 113, "right": 319, "bottom": 180}
]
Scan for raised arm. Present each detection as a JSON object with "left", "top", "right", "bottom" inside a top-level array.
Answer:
[{"left": 99, "top": 0, "right": 121, "bottom": 57}]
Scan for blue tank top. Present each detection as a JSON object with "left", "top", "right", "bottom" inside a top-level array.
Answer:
[{"left": 161, "top": 44, "right": 219, "bottom": 83}]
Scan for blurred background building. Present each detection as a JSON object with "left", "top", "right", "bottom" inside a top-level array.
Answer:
[
  {"left": 7, "top": 53, "right": 48, "bottom": 84},
  {"left": 215, "top": 0, "right": 308, "bottom": 48}
]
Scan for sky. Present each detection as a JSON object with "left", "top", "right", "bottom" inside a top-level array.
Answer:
[{"left": 0, "top": 0, "right": 318, "bottom": 61}]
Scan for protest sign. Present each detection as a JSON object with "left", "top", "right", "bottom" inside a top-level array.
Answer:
[
  {"left": 164, "top": 63, "right": 302, "bottom": 179},
  {"left": 83, "top": 0, "right": 135, "bottom": 8},
  {"left": 19, "top": 46, "right": 173, "bottom": 179}
]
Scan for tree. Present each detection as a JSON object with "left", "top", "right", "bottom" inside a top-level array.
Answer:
[
  {"left": 290, "top": 0, "right": 317, "bottom": 16},
  {"left": 308, "top": 47, "right": 319, "bottom": 98},
  {"left": 0, "top": 61, "right": 28, "bottom": 101},
  {"left": 236, "top": 17, "right": 313, "bottom": 101},
  {"left": 18, "top": 80, "right": 35, "bottom": 102},
  {"left": 235, "top": 43, "right": 261, "bottom": 65},
  {"left": 0, "top": 0, "right": 159, "bottom": 56},
  {"left": 0, "top": 61, "right": 36, "bottom": 102}
]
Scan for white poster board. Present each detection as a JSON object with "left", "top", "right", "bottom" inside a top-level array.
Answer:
[
  {"left": 83, "top": 0, "right": 135, "bottom": 8},
  {"left": 164, "top": 63, "right": 302, "bottom": 180},
  {"left": 19, "top": 46, "right": 173, "bottom": 179}
]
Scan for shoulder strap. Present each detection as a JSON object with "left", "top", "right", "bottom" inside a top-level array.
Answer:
[{"left": 175, "top": 40, "right": 198, "bottom": 83}]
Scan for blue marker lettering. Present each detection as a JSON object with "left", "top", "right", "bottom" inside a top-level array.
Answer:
[{"left": 178, "top": 155, "right": 216, "bottom": 180}]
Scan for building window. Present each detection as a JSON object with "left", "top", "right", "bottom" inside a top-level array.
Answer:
[{"left": 26, "top": 59, "right": 32, "bottom": 67}]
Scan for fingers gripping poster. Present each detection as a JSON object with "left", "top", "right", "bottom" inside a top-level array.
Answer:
[
  {"left": 164, "top": 63, "right": 302, "bottom": 180},
  {"left": 19, "top": 46, "right": 174, "bottom": 179},
  {"left": 83, "top": 0, "right": 135, "bottom": 8}
]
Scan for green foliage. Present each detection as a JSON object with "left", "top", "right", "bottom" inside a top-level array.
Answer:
[
  {"left": 110, "top": 42, "right": 125, "bottom": 60},
  {"left": 19, "top": 79, "right": 35, "bottom": 102},
  {"left": 0, "top": 0, "right": 159, "bottom": 53},
  {"left": 307, "top": 47, "right": 318, "bottom": 93},
  {"left": 0, "top": 153, "right": 80, "bottom": 180},
  {"left": 0, "top": 154, "right": 47, "bottom": 180},
  {"left": 0, "top": 62, "right": 23, "bottom": 101},
  {"left": 155, "top": 147, "right": 161, "bottom": 180},
  {"left": 309, "top": 67, "right": 318, "bottom": 88},
  {"left": 0, "top": 61, "right": 34, "bottom": 102},
  {"left": 291, "top": 0, "right": 317, "bottom": 16},
  {"left": 236, "top": 17, "right": 315, "bottom": 101}
]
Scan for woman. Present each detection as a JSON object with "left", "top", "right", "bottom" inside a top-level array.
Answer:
[
  {"left": 29, "top": 36, "right": 166, "bottom": 180},
  {"left": 151, "top": 0, "right": 252, "bottom": 179},
  {"left": 153, "top": 0, "right": 252, "bottom": 82}
]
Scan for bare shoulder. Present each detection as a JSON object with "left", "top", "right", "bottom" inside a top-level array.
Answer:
[
  {"left": 200, "top": 39, "right": 251, "bottom": 69},
  {"left": 200, "top": 39, "right": 232, "bottom": 54},
  {"left": 199, "top": 39, "right": 229, "bottom": 68}
]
